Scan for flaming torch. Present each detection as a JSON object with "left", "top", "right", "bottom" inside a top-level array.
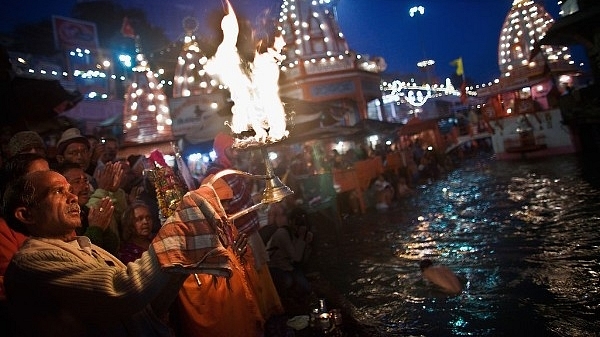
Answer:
[
  {"left": 203, "top": 0, "right": 293, "bottom": 208},
  {"left": 205, "top": 0, "right": 289, "bottom": 145}
]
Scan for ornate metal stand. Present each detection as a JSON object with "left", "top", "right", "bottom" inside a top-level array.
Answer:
[{"left": 206, "top": 147, "right": 293, "bottom": 221}]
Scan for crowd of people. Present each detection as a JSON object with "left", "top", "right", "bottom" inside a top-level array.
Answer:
[
  {"left": 0, "top": 124, "right": 466, "bottom": 336},
  {"left": 0, "top": 126, "right": 324, "bottom": 337},
  {"left": 252, "top": 136, "right": 452, "bottom": 217}
]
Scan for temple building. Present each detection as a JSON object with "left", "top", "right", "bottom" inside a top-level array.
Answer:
[
  {"left": 474, "top": 0, "right": 586, "bottom": 159},
  {"left": 275, "top": 0, "right": 385, "bottom": 124},
  {"left": 477, "top": 0, "right": 579, "bottom": 100},
  {"left": 163, "top": 0, "right": 388, "bottom": 157},
  {"left": 122, "top": 39, "right": 173, "bottom": 145}
]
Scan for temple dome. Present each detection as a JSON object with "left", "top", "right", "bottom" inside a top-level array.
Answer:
[
  {"left": 276, "top": 0, "right": 384, "bottom": 75},
  {"left": 498, "top": 0, "right": 575, "bottom": 78}
]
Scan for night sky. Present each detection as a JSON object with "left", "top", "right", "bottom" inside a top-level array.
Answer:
[{"left": 1, "top": 0, "right": 570, "bottom": 85}]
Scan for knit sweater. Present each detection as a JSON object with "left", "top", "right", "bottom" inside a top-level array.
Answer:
[
  {"left": 78, "top": 205, "right": 120, "bottom": 255},
  {"left": 4, "top": 236, "right": 186, "bottom": 337}
]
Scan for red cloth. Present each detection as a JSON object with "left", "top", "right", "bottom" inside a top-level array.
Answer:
[
  {"left": 121, "top": 17, "right": 136, "bottom": 38},
  {"left": 149, "top": 149, "right": 169, "bottom": 168},
  {"left": 0, "top": 217, "right": 28, "bottom": 299},
  {"left": 117, "top": 241, "right": 147, "bottom": 265}
]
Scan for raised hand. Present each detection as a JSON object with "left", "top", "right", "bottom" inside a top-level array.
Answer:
[
  {"left": 88, "top": 197, "right": 114, "bottom": 230},
  {"left": 95, "top": 161, "right": 124, "bottom": 192},
  {"left": 91, "top": 142, "right": 105, "bottom": 165},
  {"left": 232, "top": 233, "right": 248, "bottom": 259}
]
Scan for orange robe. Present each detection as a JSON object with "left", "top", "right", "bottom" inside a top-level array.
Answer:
[
  {"left": 177, "top": 251, "right": 265, "bottom": 337},
  {"left": 246, "top": 241, "right": 285, "bottom": 320},
  {"left": 169, "top": 185, "right": 282, "bottom": 337}
]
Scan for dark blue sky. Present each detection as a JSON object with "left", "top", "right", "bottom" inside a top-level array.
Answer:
[{"left": 1, "top": 0, "right": 567, "bottom": 84}]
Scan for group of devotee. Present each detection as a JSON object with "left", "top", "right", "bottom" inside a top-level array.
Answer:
[
  {"left": 0, "top": 126, "right": 320, "bottom": 337},
  {"left": 0, "top": 125, "right": 465, "bottom": 336}
]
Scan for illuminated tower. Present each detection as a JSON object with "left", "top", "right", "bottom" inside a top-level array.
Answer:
[
  {"left": 276, "top": 0, "right": 384, "bottom": 122},
  {"left": 498, "top": 0, "right": 577, "bottom": 79},
  {"left": 122, "top": 39, "right": 174, "bottom": 143},
  {"left": 172, "top": 17, "right": 220, "bottom": 98}
]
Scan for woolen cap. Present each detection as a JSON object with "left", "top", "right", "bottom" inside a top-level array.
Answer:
[
  {"left": 8, "top": 131, "right": 46, "bottom": 157},
  {"left": 213, "top": 132, "right": 234, "bottom": 156},
  {"left": 56, "top": 128, "right": 90, "bottom": 155}
]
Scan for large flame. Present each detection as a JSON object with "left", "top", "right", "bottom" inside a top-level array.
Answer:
[{"left": 204, "top": 0, "right": 289, "bottom": 145}]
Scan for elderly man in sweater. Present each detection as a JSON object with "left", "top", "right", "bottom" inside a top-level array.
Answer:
[{"left": 3, "top": 170, "right": 248, "bottom": 336}]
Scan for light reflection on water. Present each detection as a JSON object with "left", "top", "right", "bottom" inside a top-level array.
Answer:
[{"left": 313, "top": 154, "right": 600, "bottom": 336}]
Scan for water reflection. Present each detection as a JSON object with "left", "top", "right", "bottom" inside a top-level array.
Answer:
[{"left": 311, "top": 154, "right": 600, "bottom": 336}]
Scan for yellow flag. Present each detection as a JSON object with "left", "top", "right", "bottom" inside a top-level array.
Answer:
[{"left": 451, "top": 57, "right": 464, "bottom": 76}]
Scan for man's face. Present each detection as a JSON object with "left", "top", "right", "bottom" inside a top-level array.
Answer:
[
  {"left": 61, "top": 167, "right": 91, "bottom": 206},
  {"left": 25, "top": 171, "right": 81, "bottom": 238},
  {"left": 100, "top": 139, "right": 118, "bottom": 163},
  {"left": 59, "top": 142, "right": 90, "bottom": 170}
]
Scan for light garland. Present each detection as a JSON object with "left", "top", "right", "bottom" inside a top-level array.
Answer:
[
  {"left": 277, "top": 0, "right": 383, "bottom": 75},
  {"left": 11, "top": 0, "right": 587, "bottom": 103},
  {"left": 122, "top": 41, "right": 174, "bottom": 143},
  {"left": 172, "top": 17, "right": 220, "bottom": 98},
  {"left": 498, "top": 0, "right": 574, "bottom": 79}
]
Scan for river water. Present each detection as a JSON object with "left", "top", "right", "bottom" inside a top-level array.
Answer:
[{"left": 307, "top": 153, "right": 600, "bottom": 336}]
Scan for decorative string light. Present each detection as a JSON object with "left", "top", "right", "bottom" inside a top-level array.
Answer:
[
  {"left": 381, "top": 78, "right": 470, "bottom": 108},
  {"left": 475, "top": 0, "right": 580, "bottom": 95},
  {"left": 277, "top": 0, "right": 384, "bottom": 75},
  {"left": 20, "top": 0, "right": 583, "bottom": 114},
  {"left": 498, "top": 0, "right": 574, "bottom": 78},
  {"left": 123, "top": 37, "right": 174, "bottom": 143},
  {"left": 172, "top": 17, "right": 219, "bottom": 98}
]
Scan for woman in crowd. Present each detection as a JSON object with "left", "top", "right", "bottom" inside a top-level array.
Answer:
[{"left": 118, "top": 202, "right": 155, "bottom": 264}]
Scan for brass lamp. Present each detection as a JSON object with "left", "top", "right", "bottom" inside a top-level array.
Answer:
[{"left": 206, "top": 147, "right": 293, "bottom": 221}]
